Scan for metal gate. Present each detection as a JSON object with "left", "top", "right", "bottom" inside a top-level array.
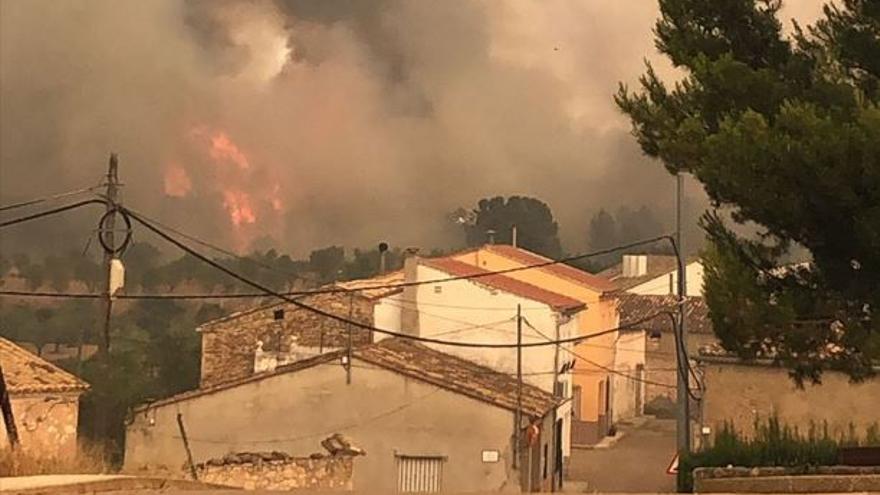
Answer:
[{"left": 396, "top": 455, "right": 444, "bottom": 493}]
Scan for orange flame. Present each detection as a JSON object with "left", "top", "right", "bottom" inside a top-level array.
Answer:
[
  {"left": 209, "top": 132, "right": 250, "bottom": 170},
  {"left": 163, "top": 163, "right": 192, "bottom": 197},
  {"left": 222, "top": 190, "right": 257, "bottom": 227}
]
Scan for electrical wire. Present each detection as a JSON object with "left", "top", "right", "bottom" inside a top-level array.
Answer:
[
  {"left": 0, "top": 185, "right": 102, "bottom": 213},
  {"left": 0, "top": 199, "right": 108, "bottom": 228},
  {"left": 121, "top": 205, "right": 671, "bottom": 349},
  {"left": 521, "top": 317, "right": 677, "bottom": 389}
]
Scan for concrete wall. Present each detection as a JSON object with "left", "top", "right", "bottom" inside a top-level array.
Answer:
[
  {"left": 644, "top": 330, "right": 716, "bottom": 415},
  {"left": 125, "top": 361, "right": 541, "bottom": 493},
  {"left": 199, "top": 292, "right": 374, "bottom": 387},
  {"left": 611, "top": 330, "right": 646, "bottom": 423},
  {"left": 0, "top": 393, "right": 80, "bottom": 458},
  {"left": 699, "top": 359, "right": 880, "bottom": 440}
]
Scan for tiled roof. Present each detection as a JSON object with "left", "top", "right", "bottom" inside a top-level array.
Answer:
[
  {"left": 0, "top": 337, "right": 89, "bottom": 394},
  {"left": 598, "top": 255, "right": 680, "bottom": 292},
  {"left": 356, "top": 338, "right": 558, "bottom": 417},
  {"left": 422, "top": 257, "right": 585, "bottom": 312},
  {"left": 615, "top": 294, "right": 713, "bottom": 334},
  {"left": 136, "top": 339, "right": 558, "bottom": 418},
  {"left": 486, "top": 245, "right": 615, "bottom": 293},
  {"left": 335, "top": 270, "right": 404, "bottom": 300}
]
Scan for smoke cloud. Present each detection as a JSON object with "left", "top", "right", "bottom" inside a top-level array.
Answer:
[{"left": 0, "top": 0, "right": 826, "bottom": 257}]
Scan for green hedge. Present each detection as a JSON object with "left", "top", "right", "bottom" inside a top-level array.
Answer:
[{"left": 678, "top": 418, "right": 879, "bottom": 492}]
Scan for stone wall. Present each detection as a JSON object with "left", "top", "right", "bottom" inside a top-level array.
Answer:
[
  {"left": 200, "top": 292, "right": 375, "bottom": 387},
  {"left": 0, "top": 393, "right": 80, "bottom": 458},
  {"left": 699, "top": 358, "right": 880, "bottom": 441},
  {"left": 693, "top": 466, "right": 880, "bottom": 493},
  {"left": 196, "top": 454, "right": 355, "bottom": 491}
]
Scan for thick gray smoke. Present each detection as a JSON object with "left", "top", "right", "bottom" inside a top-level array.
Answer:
[{"left": 0, "top": 0, "right": 826, "bottom": 257}]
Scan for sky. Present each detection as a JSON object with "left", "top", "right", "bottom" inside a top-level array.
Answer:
[{"left": 0, "top": 0, "right": 828, "bottom": 257}]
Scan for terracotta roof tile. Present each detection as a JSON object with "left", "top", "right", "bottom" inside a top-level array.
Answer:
[
  {"left": 0, "top": 337, "right": 89, "bottom": 394},
  {"left": 615, "top": 294, "right": 713, "bottom": 334},
  {"left": 356, "top": 339, "right": 558, "bottom": 417},
  {"left": 335, "top": 270, "right": 404, "bottom": 300},
  {"left": 486, "top": 245, "right": 615, "bottom": 292},
  {"left": 422, "top": 257, "right": 585, "bottom": 312},
  {"left": 136, "top": 339, "right": 558, "bottom": 418}
]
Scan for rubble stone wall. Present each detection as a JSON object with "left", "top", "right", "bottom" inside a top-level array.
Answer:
[
  {"left": 200, "top": 292, "right": 375, "bottom": 387},
  {"left": 195, "top": 454, "right": 354, "bottom": 491},
  {"left": 0, "top": 393, "right": 80, "bottom": 459}
]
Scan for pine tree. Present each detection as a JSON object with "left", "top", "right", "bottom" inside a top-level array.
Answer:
[{"left": 616, "top": 0, "right": 880, "bottom": 382}]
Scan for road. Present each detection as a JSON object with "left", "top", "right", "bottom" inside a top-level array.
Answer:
[{"left": 566, "top": 417, "right": 677, "bottom": 493}]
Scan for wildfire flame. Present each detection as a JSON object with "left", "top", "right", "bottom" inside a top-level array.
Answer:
[
  {"left": 222, "top": 190, "right": 257, "bottom": 227},
  {"left": 163, "top": 162, "right": 192, "bottom": 198},
  {"left": 209, "top": 131, "right": 250, "bottom": 170}
]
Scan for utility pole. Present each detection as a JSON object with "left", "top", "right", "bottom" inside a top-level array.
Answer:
[
  {"left": 515, "top": 304, "right": 523, "bottom": 469},
  {"left": 0, "top": 362, "right": 20, "bottom": 449},
  {"left": 100, "top": 153, "right": 120, "bottom": 355},
  {"left": 95, "top": 153, "right": 119, "bottom": 451},
  {"left": 675, "top": 172, "right": 691, "bottom": 455},
  {"left": 345, "top": 291, "right": 354, "bottom": 385}
]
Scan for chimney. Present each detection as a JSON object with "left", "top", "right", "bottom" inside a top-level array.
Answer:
[
  {"left": 511, "top": 225, "right": 517, "bottom": 248},
  {"left": 622, "top": 254, "right": 648, "bottom": 278},
  {"left": 401, "top": 248, "right": 421, "bottom": 337}
]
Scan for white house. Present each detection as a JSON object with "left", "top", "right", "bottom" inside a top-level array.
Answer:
[
  {"left": 599, "top": 254, "right": 704, "bottom": 296},
  {"left": 340, "top": 252, "right": 584, "bottom": 458}
]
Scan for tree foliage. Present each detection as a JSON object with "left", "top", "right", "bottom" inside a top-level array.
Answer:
[
  {"left": 617, "top": 0, "right": 880, "bottom": 380},
  {"left": 461, "top": 196, "right": 563, "bottom": 258}
]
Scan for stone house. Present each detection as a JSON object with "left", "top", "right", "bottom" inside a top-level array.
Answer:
[
  {"left": 198, "top": 291, "right": 375, "bottom": 387},
  {"left": 125, "top": 338, "right": 562, "bottom": 492},
  {"left": 0, "top": 336, "right": 89, "bottom": 458},
  {"left": 612, "top": 294, "right": 716, "bottom": 418},
  {"left": 696, "top": 351, "right": 880, "bottom": 445}
]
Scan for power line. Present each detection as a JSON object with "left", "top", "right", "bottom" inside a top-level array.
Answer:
[
  {"left": 0, "top": 199, "right": 107, "bottom": 228},
  {"left": 122, "top": 205, "right": 671, "bottom": 349},
  {"left": 0, "top": 185, "right": 102, "bottom": 213},
  {"left": 521, "top": 317, "right": 677, "bottom": 389}
]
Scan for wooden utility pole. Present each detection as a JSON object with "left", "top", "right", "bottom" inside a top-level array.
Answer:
[
  {"left": 515, "top": 304, "right": 523, "bottom": 469},
  {"left": 100, "top": 153, "right": 120, "bottom": 355},
  {"left": 0, "top": 362, "right": 20, "bottom": 449}
]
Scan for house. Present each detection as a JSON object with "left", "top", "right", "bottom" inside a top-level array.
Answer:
[
  {"left": 451, "top": 245, "right": 618, "bottom": 447},
  {"left": 612, "top": 294, "right": 716, "bottom": 418},
  {"left": 598, "top": 253, "right": 704, "bottom": 296},
  {"left": 125, "top": 338, "right": 562, "bottom": 492},
  {"left": 0, "top": 336, "right": 89, "bottom": 458},
  {"left": 696, "top": 348, "right": 880, "bottom": 446},
  {"left": 197, "top": 291, "right": 376, "bottom": 387}
]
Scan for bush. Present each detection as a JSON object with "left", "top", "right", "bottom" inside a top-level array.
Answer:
[
  {"left": 0, "top": 445, "right": 106, "bottom": 477},
  {"left": 677, "top": 417, "right": 866, "bottom": 492}
]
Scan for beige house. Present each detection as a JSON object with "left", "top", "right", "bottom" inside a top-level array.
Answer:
[
  {"left": 612, "top": 294, "right": 715, "bottom": 418},
  {"left": 696, "top": 351, "right": 880, "bottom": 444},
  {"left": 126, "top": 338, "right": 561, "bottom": 492},
  {"left": 0, "top": 337, "right": 89, "bottom": 458}
]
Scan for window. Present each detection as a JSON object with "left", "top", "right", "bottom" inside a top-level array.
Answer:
[
  {"left": 396, "top": 454, "right": 445, "bottom": 493},
  {"left": 273, "top": 309, "right": 285, "bottom": 321},
  {"left": 433, "top": 285, "right": 442, "bottom": 294}
]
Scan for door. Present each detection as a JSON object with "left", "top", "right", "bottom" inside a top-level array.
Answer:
[{"left": 396, "top": 455, "right": 445, "bottom": 493}]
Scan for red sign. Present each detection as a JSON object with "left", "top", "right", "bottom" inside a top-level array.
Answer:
[{"left": 666, "top": 454, "right": 679, "bottom": 475}]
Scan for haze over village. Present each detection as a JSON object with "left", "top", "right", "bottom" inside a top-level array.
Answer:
[{"left": 1, "top": 1, "right": 878, "bottom": 494}]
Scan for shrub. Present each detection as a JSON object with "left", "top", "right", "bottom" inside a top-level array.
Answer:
[{"left": 0, "top": 445, "right": 106, "bottom": 477}]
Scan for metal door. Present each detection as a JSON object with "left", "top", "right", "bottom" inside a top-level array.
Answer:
[{"left": 397, "top": 455, "right": 444, "bottom": 493}]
